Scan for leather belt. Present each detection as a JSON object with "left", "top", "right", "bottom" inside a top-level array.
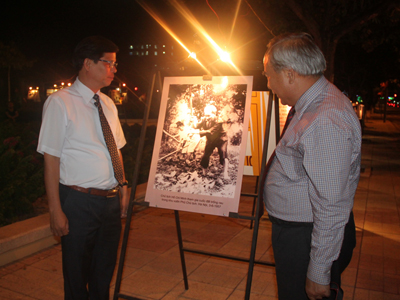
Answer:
[
  {"left": 68, "top": 185, "right": 119, "bottom": 197},
  {"left": 268, "top": 215, "right": 313, "bottom": 227}
]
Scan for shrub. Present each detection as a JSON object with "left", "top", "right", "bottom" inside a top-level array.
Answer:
[{"left": 0, "top": 121, "right": 44, "bottom": 226}]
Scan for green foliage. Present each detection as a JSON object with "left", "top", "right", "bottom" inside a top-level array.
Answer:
[
  {"left": 0, "top": 121, "right": 44, "bottom": 226},
  {"left": 349, "top": 6, "right": 400, "bottom": 54}
]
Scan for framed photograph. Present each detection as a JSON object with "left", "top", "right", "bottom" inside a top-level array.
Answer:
[{"left": 145, "top": 76, "right": 253, "bottom": 216}]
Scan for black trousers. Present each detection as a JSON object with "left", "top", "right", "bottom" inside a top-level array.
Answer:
[
  {"left": 59, "top": 184, "right": 121, "bottom": 300},
  {"left": 271, "top": 212, "right": 355, "bottom": 300},
  {"left": 200, "top": 138, "right": 227, "bottom": 169}
]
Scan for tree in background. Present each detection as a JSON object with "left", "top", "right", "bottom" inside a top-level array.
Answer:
[
  {"left": 0, "top": 42, "right": 33, "bottom": 103},
  {"left": 248, "top": 0, "right": 400, "bottom": 83}
]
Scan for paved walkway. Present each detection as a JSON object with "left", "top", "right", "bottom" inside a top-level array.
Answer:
[{"left": 0, "top": 111, "right": 399, "bottom": 300}]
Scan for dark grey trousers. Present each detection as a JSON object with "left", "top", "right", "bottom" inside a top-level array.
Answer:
[
  {"left": 59, "top": 184, "right": 121, "bottom": 300},
  {"left": 271, "top": 212, "right": 355, "bottom": 300}
]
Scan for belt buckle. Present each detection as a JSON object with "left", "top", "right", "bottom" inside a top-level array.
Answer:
[{"left": 107, "top": 186, "right": 119, "bottom": 198}]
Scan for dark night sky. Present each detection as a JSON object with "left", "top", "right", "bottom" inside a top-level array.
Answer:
[
  {"left": 1, "top": 0, "right": 398, "bottom": 101},
  {"left": 2, "top": 1, "right": 165, "bottom": 56},
  {"left": 2, "top": 1, "right": 166, "bottom": 80},
  {"left": 1, "top": 1, "right": 267, "bottom": 87}
]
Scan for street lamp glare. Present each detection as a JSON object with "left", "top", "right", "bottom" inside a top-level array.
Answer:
[{"left": 219, "top": 51, "right": 231, "bottom": 63}]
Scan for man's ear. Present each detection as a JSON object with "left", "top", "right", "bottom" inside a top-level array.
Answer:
[
  {"left": 286, "top": 69, "right": 296, "bottom": 84},
  {"left": 83, "top": 58, "right": 92, "bottom": 71}
]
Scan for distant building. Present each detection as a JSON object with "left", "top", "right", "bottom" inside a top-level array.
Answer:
[
  {"left": 128, "top": 42, "right": 188, "bottom": 66},
  {"left": 127, "top": 42, "right": 196, "bottom": 75}
]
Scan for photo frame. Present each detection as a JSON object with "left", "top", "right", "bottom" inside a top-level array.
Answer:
[{"left": 145, "top": 76, "right": 253, "bottom": 216}]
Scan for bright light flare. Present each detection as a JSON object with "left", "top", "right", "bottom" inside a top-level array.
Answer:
[
  {"left": 188, "top": 52, "right": 197, "bottom": 59},
  {"left": 167, "top": 0, "right": 242, "bottom": 74},
  {"left": 137, "top": 0, "right": 242, "bottom": 75},
  {"left": 221, "top": 76, "right": 229, "bottom": 89},
  {"left": 136, "top": 0, "right": 208, "bottom": 73},
  {"left": 219, "top": 51, "right": 231, "bottom": 63},
  {"left": 214, "top": 76, "right": 229, "bottom": 93}
]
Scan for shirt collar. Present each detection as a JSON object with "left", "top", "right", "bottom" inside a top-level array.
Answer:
[
  {"left": 72, "top": 77, "right": 100, "bottom": 104},
  {"left": 294, "top": 76, "right": 328, "bottom": 119}
]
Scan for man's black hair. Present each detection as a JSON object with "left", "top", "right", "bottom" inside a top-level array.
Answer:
[{"left": 72, "top": 36, "right": 119, "bottom": 71}]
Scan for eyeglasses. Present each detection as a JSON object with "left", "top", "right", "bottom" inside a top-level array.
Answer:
[{"left": 98, "top": 59, "right": 118, "bottom": 68}]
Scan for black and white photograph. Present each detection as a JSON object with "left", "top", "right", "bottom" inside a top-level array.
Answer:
[{"left": 146, "top": 76, "right": 253, "bottom": 216}]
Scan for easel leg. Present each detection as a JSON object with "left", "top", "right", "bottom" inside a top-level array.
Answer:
[
  {"left": 245, "top": 92, "right": 275, "bottom": 299},
  {"left": 113, "top": 198, "right": 135, "bottom": 300},
  {"left": 250, "top": 176, "right": 259, "bottom": 229},
  {"left": 174, "top": 210, "right": 189, "bottom": 289},
  {"left": 245, "top": 204, "right": 261, "bottom": 300}
]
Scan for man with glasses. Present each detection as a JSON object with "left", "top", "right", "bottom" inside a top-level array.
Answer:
[
  {"left": 262, "top": 33, "right": 361, "bottom": 300},
  {"left": 37, "top": 36, "right": 128, "bottom": 299}
]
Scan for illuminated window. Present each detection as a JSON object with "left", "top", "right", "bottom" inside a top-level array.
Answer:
[
  {"left": 129, "top": 52, "right": 133, "bottom": 55},
  {"left": 154, "top": 45, "right": 158, "bottom": 49},
  {"left": 154, "top": 51, "right": 158, "bottom": 56},
  {"left": 145, "top": 51, "right": 148, "bottom": 55},
  {"left": 141, "top": 45, "right": 144, "bottom": 49},
  {"left": 129, "top": 45, "right": 133, "bottom": 49},
  {"left": 163, "top": 51, "right": 166, "bottom": 54}
]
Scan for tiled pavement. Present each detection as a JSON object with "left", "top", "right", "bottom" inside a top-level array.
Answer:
[{"left": 0, "top": 111, "right": 399, "bottom": 300}]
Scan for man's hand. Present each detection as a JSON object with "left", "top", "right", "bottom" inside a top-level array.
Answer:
[
  {"left": 44, "top": 153, "right": 68, "bottom": 236},
  {"left": 306, "top": 277, "right": 330, "bottom": 300},
  {"left": 49, "top": 209, "right": 69, "bottom": 236}
]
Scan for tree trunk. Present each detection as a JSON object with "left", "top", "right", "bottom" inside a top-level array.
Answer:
[
  {"left": 8, "top": 66, "right": 11, "bottom": 102},
  {"left": 321, "top": 37, "right": 339, "bottom": 83}
]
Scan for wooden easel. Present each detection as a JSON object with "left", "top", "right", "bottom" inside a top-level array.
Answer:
[{"left": 113, "top": 72, "right": 279, "bottom": 300}]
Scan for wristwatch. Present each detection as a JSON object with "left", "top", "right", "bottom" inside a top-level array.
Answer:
[{"left": 120, "top": 180, "right": 128, "bottom": 187}]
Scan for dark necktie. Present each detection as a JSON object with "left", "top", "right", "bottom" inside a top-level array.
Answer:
[
  {"left": 258, "top": 106, "right": 296, "bottom": 217},
  {"left": 93, "top": 94, "right": 124, "bottom": 186}
]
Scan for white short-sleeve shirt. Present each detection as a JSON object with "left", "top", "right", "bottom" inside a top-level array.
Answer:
[{"left": 37, "top": 77, "right": 126, "bottom": 189}]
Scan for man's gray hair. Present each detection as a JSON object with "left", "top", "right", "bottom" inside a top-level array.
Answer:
[{"left": 265, "top": 33, "right": 326, "bottom": 76}]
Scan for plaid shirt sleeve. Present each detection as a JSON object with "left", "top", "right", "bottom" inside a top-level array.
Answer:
[{"left": 303, "top": 115, "right": 357, "bottom": 285}]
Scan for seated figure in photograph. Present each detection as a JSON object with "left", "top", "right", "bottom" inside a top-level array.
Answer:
[{"left": 176, "top": 118, "right": 201, "bottom": 164}]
